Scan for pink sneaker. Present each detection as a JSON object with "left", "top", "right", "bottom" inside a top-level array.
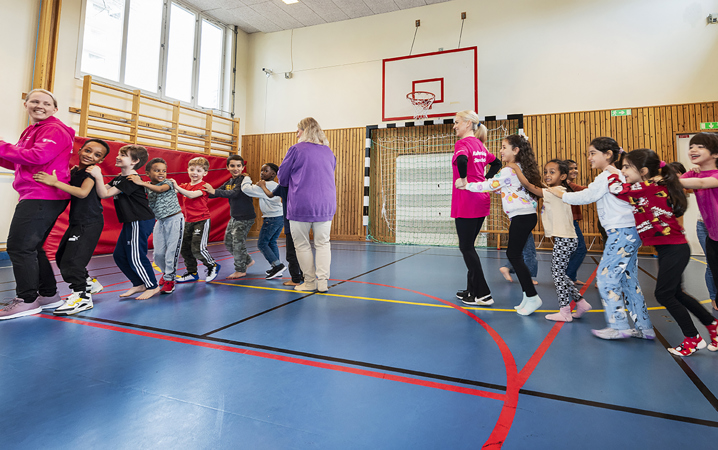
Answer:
[
  {"left": 0, "top": 298, "right": 42, "bottom": 320},
  {"left": 706, "top": 320, "right": 718, "bottom": 351},
  {"left": 545, "top": 305, "right": 572, "bottom": 322},
  {"left": 37, "top": 293, "right": 63, "bottom": 310},
  {"left": 571, "top": 298, "right": 592, "bottom": 319}
]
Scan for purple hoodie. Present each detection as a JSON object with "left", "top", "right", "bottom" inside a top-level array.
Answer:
[
  {"left": 277, "top": 141, "right": 336, "bottom": 222},
  {"left": 0, "top": 116, "right": 74, "bottom": 201}
]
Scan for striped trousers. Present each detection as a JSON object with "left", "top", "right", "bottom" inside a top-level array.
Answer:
[{"left": 114, "top": 219, "right": 158, "bottom": 289}]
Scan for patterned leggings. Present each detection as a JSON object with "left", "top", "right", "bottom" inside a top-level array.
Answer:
[{"left": 552, "top": 237, "right": 582, "bottom": 307}]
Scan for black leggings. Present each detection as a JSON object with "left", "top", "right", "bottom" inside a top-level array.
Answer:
[
  {"left": 655, "top": 244, "right": 716, "bottom": 337},
  {"left": 455, "top": 217, "right": 490, "bottom": 298},
  {"left": 506, "top": 213, "right": 538, "bottom": 297}
]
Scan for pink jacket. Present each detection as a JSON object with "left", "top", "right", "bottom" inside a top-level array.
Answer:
[{"left": 0, "top": 116, "right": 74, "bottom": 201}]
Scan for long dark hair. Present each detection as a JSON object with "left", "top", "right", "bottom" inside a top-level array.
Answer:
[
  {"left": 590, "top": 137, "right": 624, "bottom": 168},
  {"left": 504, "top": 134, "right": 543, "bottom": 201},
  {"left": 546, "top": 159, "right": 573, "bottom": 192},
  {"left": 624, "top": 148, "right": 687, "bottom": 217}
]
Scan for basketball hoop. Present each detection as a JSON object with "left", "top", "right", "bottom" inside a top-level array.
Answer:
[{"left": 406, "top": 91, "right": 435, "bottom": 120}]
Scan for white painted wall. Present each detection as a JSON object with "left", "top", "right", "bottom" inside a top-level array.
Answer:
[{"left": 245, "top": 0, "right": 718, "bottom": 134}]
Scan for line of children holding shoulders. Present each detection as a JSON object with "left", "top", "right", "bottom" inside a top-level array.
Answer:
[
  {"left": 1, "top": 136, "right": 288, "bottom": 319},
  {"left": 457, "top": 131, "right": 718, "bottom": 357}
]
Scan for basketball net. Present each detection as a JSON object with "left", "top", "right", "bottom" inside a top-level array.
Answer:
[{"left": 406, "top": 91, "right": 435, "bottom": 120}]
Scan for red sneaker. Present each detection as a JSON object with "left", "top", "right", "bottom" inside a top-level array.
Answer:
[
  {"left": 158, "top": 276, "right": 166, "bottom": 287},
  {"left": 668, "top": 335, "right": 706, "bottom": 356},
  {"left": 160, "top": 280, "right": 175, "bottom": 294},
  {"left": 707, "top": 320, "right": 718, "bottom": 351}
]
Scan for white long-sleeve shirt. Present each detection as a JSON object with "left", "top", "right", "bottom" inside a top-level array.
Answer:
[
  {"left": 465, "top": 166, "right": 537, "bottom": 218},
  {"left": 561, "top": 169, "right": 635, "bottom": 230},
  {"left": 240, "top": 177, "right": 283, "bottom": 218}
]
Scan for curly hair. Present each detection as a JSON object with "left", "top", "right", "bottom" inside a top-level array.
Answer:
[{"left": 504, "top": 134, "right": 543, "bottom": 200}]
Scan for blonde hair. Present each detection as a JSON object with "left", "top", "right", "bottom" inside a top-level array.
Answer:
[
  {"left": 188, "top": 156, "right": 210, "bottom": 172},
  {"left": 297, "top": 117, "right": 329, "bottom": 146},
  {"left": 455, "top": 110, "right": 486, "bottom": 142},
  {"left": 25, "top": 89, "right": 58, "bottom": 108}
]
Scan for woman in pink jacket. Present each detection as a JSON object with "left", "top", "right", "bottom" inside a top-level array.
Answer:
[{"left": 0, "top": 89, "right": 74, "bottom": 320}]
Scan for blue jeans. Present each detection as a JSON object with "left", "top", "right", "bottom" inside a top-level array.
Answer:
[
  {"left": 503, "top": 235, "right": 538, "bottom": 278},
  {"left": 597, "top": 227, "right": 652, "bottom": 331},
  {"left": 565, "top": 220, "right": 587, "bottom": 281},
  {"left": 696, "top": 220, "right": 716, "bottom": 301},
  {"left": 258, "top": 216, "right": 284, "bottom": 266}
]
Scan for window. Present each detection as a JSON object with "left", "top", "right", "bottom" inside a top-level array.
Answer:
[{"left": 78, "top": 0, "right": 232, "bottom": 112}]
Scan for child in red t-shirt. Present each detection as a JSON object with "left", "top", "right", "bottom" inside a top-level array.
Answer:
[{"left": 172, "top": 157, "right": 220, "bottom": 283}]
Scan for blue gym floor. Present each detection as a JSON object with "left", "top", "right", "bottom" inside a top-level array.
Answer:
[{"left": 1, "top": 240, "right": 717, "bottom": 449}]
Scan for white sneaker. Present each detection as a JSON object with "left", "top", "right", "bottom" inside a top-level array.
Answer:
[
  {"left": 295, "top": 282, "right": 317, "bottom": 292},
  {"left": 317, "top": 280, "right": 328, "bottom": 293},
  {"left": 87, "top": 277, "right": 103, "bottom": 294},
  {"left": 54, "top": 292, "right": 93, "bottom": 316}
]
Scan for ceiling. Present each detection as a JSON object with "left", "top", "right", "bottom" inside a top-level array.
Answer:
[{"left": 187, "top": 0, "right": 454, "bottom": 34}]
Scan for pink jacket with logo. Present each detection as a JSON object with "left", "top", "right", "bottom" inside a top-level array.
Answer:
[{"left": 0, "top": 116, "right": 74, "bottom": 201}]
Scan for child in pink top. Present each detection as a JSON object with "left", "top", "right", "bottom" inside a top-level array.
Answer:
[
  {"left": 679, "top": 133, "right": 718, "bottom": 354},
  {"left": 451, "top": 111, "right": 501, "bottom": 306}
]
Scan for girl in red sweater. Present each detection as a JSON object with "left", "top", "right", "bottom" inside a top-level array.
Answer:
[{"left": 607, "top": 148, "right": 718, "bottom": 356}]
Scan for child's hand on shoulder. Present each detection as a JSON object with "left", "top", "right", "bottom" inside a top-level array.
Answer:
[
  {"left": 691, "top": 166, "right": 702, "bottom": 174},
  {"left": 547, "top": 186, "right": 564, "bottom": 198},
  {"left": 167, "top": 178, "right": 178, "bottom": 187},
  {"left": 88, "top": 165, "right": 103, "bottom": 178},
  {"left": 506, "top": 162, "right": 520, "bottom": 173},
  {"left": 33, "top": 170, "right": 58, "bottom": 186},
  {"left": 127, "top": 174, "right": 144, "bottom": 185},
  {"left": 202, "top": 182, "right": 215, "bottom": 195},
  {"left": 257, "top": 180, "right": 266, "bottom": 188}
]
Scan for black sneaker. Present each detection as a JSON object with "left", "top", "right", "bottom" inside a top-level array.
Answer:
[
  {"left": 462, "top": 294, "right": 494, "bottom": 306},
  {"left": 266, "top": 263, "right": 286, "bottom": 280},
  {"left": 456, "top": 290, "right": 469, "bottom": 300}
]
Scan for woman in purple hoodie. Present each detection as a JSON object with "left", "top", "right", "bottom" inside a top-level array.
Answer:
[
  {"left": 0, "top": 89, "right": 74, "bottom": 320},
  {"left": 277, "top": 118, "right": 336, "bottom": 293}
]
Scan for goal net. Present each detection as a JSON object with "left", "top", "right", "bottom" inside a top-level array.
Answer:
[{"left": 368, "top": 120, "right": 519, "bottom": 247}]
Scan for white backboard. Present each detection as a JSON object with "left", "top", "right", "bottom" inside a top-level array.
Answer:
[{"left": 382, "top": 47, "right": 477, "bottom": 122}]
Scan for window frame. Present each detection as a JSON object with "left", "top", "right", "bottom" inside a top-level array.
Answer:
[{"left": 76, "top": 0, "right": 233, "bottom": 115}]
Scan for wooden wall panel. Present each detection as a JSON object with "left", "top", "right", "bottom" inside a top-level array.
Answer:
[{"left": 240, "top": 128, "right": 365, "bottom": 241}]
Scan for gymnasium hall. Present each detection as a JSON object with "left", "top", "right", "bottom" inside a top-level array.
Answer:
[{"left": 2, "top": 0, "right": 718, "bottom": 448}]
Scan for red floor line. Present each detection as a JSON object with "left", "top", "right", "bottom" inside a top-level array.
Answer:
[{"left": 39, "top": 314, "right": 506, "bottom": 402}]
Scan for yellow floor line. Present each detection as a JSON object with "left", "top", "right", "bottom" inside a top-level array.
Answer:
[
  {"left": 209, "top": 281, "right": 712, "bottom": 313},
  {"left": 691, "top": 257, "right": 708, "bottom": 265}
]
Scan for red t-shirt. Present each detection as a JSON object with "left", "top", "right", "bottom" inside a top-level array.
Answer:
[
  {"left": 179, "top": 182, "right": 211, "bottom": 222},
  {"left": 451, "top": 136, "right": 496, "bottom": 218}
]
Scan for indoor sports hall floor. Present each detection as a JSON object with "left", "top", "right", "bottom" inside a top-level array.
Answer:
[{"left": 1, "top": 239, "right": 717, "bottom": 449}]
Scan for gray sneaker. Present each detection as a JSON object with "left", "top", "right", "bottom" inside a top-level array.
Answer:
[
  {"left": 591, "top": 327, "right": 633, "bottom": 340},
  {"left": 37, "top": 293, "right": 63, "bottom": 310},
  {"left": 0, "top": 298, "right": 42, "bottom": 320},
  {"left": 631, "top": 328, "right": 656, "bottom": 340}
]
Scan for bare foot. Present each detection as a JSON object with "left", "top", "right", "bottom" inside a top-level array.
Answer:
[
  {"left": 247, "top": 259, "right": 255, "bottom": 269},
  {"left": 574, "top": 279, "right": 585, "bottom": 286},
  {"left": 499, "top": 267, "right": 513, "bottom": 282},
  {"left": 712, "top": 300, "right": 717, "bottom": 311},
  {"left": 283, "top": 280, "right": 300, "bottom": 286},
  {"left": 532, "top": 279, "right": 538, "bottom": 285},
  {"left": 120, "top": 285, "right": 147, "bottom": 297},
  {"left": 136, "top": 287, "right": 161, "bottom": 300},
  {"left": 226, "top": 271, "right": 246, "bottom": 279}
]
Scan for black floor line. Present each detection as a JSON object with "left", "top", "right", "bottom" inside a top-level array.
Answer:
[
  {"left": 45, "top": 312, "right": 718, "bottom": 428},
  {"left": 200, "top": 248, "right": 431, "bottom": 336},
  {"left": 636, "top": 264, "right": 718, "bottom": 413}
]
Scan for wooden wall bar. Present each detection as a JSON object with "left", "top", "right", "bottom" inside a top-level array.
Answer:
[
  {"left": 241, "top": 128, "right": 366, "bottom": 241},
  {"left": 525, "top": 100, "right": 718, "bottom": 252}
]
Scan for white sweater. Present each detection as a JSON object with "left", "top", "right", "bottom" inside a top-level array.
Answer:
[
  {"left": 240, "top": 177, "right": 283, "bottom": 218},
  {"left": 465, "top": 166, "right": 537, "bottom": 218},
  {"left": 561, "top": 169, "right": 635, "bottom": 230}
]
